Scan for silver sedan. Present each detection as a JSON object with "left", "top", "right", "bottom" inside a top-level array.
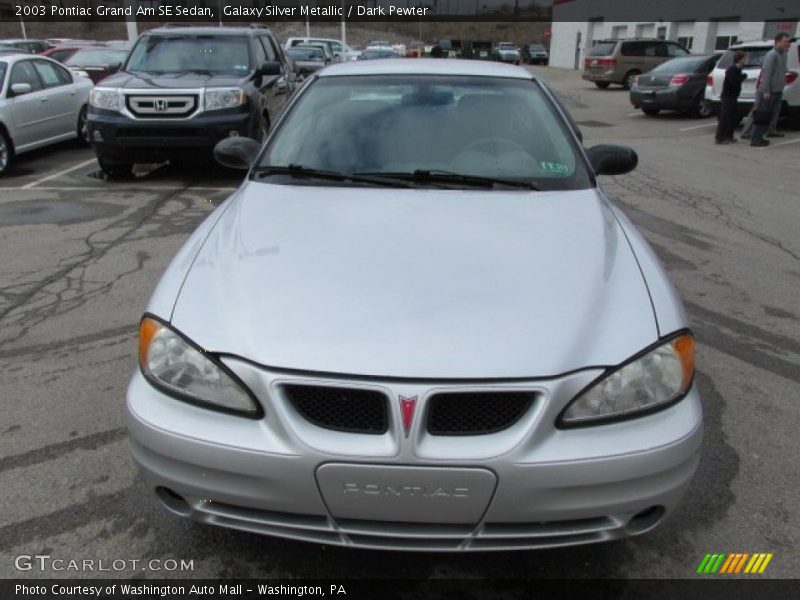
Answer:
[
  {"left": 128, "top": 59, "right": 702, "bottom": 551},
  {"left": 0, "top": 53, "right": 92, "bottom": 175}
]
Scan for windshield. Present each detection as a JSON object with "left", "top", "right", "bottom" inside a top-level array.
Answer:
[
  {"left": 0, "top": 61, "right": 6, "bottom": 94},
  {"left": 288, "top": 47, "right": 324, "bottom": 61},
  {"left": 363, "top": 49, "right": 395, "bottom": 59},
  {"left": 653, "top": 56, "right": 709, "bottom": 73},
  {"left": 529, "top": 45, "right": 546, "bottom": 52},
  {"left": 258, "top": 75, "right": 591, "bottom": 191},
  {"left": 717, "top": 47, "right": 770, "bottom": 69},
  {"left": 498, "top": 43, "right": 516, "bottom": 50},
  {"left": 125, "top": 35, "right": 250, "bottom": 75},
  {"left": 66, "top": 48, "right": 127, "bottom": 66}
]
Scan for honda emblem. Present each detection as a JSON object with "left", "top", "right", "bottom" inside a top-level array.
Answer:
[{"left": 154, "top": 99, "right": 167, "bottom": 112}]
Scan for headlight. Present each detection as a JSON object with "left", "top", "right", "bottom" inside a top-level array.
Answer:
[
  {"left": 205, "top": 88, "right": 246, "bottom": 111},
  {"left": 138, "top": 317, "right": 261, "bottom": 417},
  {"left": 89, "top": 87, "right": 120, "bottom": 111},
  {"left": 559, "top": 332, "right": 695, "bottom": 427},
  {"left": 73, "top": 70, "right": 90, "bottom": 80}
]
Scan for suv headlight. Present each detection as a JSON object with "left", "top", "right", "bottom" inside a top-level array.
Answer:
[
  {"left": 559, "top": 332, "right": 695, "bottom": 427},
  {"left": 89, "top": 88, "right": 120, "bottom": 111},
  {"left": 205, "top": 88, "right": 246, "bottom": 111},
  {"left": 138, "top": 316, "right": 261, "bottom": 417}
]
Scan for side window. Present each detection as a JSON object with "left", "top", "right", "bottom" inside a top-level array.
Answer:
[
  {"left": 331, "top": 42, "right": 343, "bottom": 54},
  {"left": 621, "top": 42, "right": 643, "bottom": 57},
  {"left": 9, "top": 60, "right": 43, "bottom": 92},
  {"left": 253, "top": 36, "right": 268, "bottom": 65},
  {"left": 646, "top": 43, "right": 661, "bottom": 57},
  {"left": 34, "top": 60, "right": 71, "bottom": 88},
  {"left": 668, "top": 43, "right": 689, "bottom": 57},
  {"left": 258, "top": 37, "right": 277, "bottom": 62},
  {"left": 266, "top": 36, "right": 282, "bottom": 64}
]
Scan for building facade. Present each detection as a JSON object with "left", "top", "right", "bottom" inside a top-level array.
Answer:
[{"left": 549, "top": 0, "right": 799, "bottom": 69}]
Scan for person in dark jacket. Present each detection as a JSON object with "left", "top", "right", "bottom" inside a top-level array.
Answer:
[{"left": 715, "top": 51, "right": 747, "bottom": 144}]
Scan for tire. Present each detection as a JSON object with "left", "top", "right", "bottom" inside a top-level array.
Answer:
[
  {"left": 642, "top": 107, "right": 660, "bottom": 116},
  {"left": 98, "top": 157, "right": 133, "bottom": 180},
  {"left": 594, "top": 81, "right": 611, "bottom": 89},
  {"left": 0, "top": 129, "right": 12, "bottom": 176},
  {"left": 76, "top": 106, "right": 90, "bottom": 146},
  {"left": 623, "top": 70, "right": 640, "bottom": 91}
]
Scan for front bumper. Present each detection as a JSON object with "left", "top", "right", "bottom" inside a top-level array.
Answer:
[
  {"left": 88, "top": 107, "right": 254, "bottom": 163},
  {"left": 127, "top": 359, "right": 703, "bottom": 551}
]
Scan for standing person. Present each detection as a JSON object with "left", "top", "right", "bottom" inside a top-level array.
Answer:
[
  {"left": 715, "top": 51, "right": 747, "bottom": 144},
  {"left": 750, "top": 32, "right": 791, "bottom": 147}
]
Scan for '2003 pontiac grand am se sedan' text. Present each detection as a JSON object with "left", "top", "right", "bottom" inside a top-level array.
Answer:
[{"left": 127, "top": 59, "right": 702, "bottom": 551}]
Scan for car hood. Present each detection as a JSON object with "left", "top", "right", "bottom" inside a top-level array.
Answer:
[
  {"left": 170, "top": 184, "right": 658, "bottom": 379},
  {"left": 98, "top": 70, "right": 245, "bottom": 89}
]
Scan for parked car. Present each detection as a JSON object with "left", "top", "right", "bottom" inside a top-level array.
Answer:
[
  {"left": 286, "top": 46, "right": 328, "bottom": 76},
  {"left": 522, "top": 43, "right": 549, "bottom": 65},
  {"left": 630, "top": 54, "right": 720, "bottom": 117},
  {"left": 64, "top": 47, "right": 129, "bottom": 84},
  {"left": 0, "top": 54, "right": 93, "bottom": 175},
  {"left": 129, "top": 59, "right": 701, "bottom": 551},
  {"left": 0, "top": 48, "right": 29, "bottom": 56},
  {"left": 584, "top": 38, "right": 690, "bottom": 90},
  {"left": 462, "top": 40, "right": 494, "bottom": 61},
  {"left": 87, "top": 26, "right": 296, "bottom": 178},
  {"left": 42, "top": 44, "right": 95, "bottom": 64},
  {"left": 705, "top": 38, "right": 800, "bottom": 122},
  {"left": 357, "top": 48, "right": 396, "bottom": 61},
  {"left": 494, "top": 42, "right": 521, "bottom": 64},
  {"left": 0, "top": 39, "right": 52, "bottom": 54},
  {"left": 296, "top": 42, "right": 334, "bottom": 64},
  {"left": 284, "top": 37, "right": 357, "bottom": 62}
]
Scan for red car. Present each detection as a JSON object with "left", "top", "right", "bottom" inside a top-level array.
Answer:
[{"left": 64, "top": 47, "right": 129, "bottom": 84}]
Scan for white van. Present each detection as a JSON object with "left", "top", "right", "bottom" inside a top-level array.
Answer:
[{"left": 705, "top": 39, "right": 800, "bottom": 122}]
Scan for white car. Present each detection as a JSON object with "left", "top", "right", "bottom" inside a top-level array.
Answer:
[
  {"left": 284, "top": 37, "right": 358, "bottom": 62},
  {"left": 0, "top": 53, "right": 93, "bottom": 175},
  {"left": 705, "top": 39, "right": 800, "bottom": 121}
]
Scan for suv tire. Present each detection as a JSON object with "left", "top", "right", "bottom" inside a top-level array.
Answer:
[
  {"left": 594, "top": 82, "right": 610, "bottom": 89},
  {"left": 642, "top": 107, "right": 660, "bottom": 116},
  {"left": 98, "top": 157, "right": 134, "bottom": 180}
]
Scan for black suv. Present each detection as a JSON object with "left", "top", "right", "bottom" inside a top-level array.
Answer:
[{"left": 87, "top": 26, "right": 296, "bottom": 178}]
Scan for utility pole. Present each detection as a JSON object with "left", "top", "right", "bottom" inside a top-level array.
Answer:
[
  {"left": 341, "top": 0, "right": 347, "bottom": 47},
  {"left": 125, "top": 0, "right": 137, "bottom": 42}
]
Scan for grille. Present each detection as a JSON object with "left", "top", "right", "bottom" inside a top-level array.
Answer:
[
  {"left": 126, "top": 94, "right": 198, "bottom": 118},
  {"left": 284, "top": 385, "right": 388, "bottom": 434},
  {"left": 116, "top": 128, "right": 204, "bottom": 138},
  {"left": 427, "top": 392, "right": 534, "bottom": 436}
]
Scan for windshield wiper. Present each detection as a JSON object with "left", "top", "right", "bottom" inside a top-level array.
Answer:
[
  {"left": 357, "top": 170, "right": 539, "bottom": 190},
  {"left": 252, "top": 165, "right": 414, "bottom": 188}
]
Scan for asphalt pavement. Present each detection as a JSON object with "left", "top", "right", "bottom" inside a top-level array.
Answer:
[{"left": 0, "top": 65, "right": 798, "bottom": 581}]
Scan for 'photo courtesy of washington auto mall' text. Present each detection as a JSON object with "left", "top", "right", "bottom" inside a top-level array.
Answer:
[{"left": 0, "top": 0, "right": 798, "bottom": 598}]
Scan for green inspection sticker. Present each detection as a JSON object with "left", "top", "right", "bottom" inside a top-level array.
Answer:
[{"left": 540, "top": 161, "right": 570, "bottom": 174}]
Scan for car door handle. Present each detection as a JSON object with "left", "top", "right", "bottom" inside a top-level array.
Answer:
[{"left": 40, "top": 97, "right": 49, "bottom": 102}]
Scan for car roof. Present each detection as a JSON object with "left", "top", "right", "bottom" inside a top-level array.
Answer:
[
  {"left": 320, "top": 58, "right": 534, "bottom": 79},
  {"left": 729, "top": 38, "right": 797, "bottom": 48}
]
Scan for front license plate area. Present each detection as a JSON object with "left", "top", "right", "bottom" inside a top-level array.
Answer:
[{"left": 316, "top": 464, "right": 497, "bottom": 524}]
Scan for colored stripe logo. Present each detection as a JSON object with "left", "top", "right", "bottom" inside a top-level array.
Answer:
[{"left": 696, "top": 553, "right": 773, "bottom": 574}]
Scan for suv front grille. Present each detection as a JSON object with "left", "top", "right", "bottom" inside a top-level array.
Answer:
[
  {"left": 427, "top": 392, "right": 534, "bottom": 436},
  {"left": 284, "top": 385, "right": 388, "bottom": 434},
  {"left": 126, "top": 94, "right": 198, "bottom": 118}
]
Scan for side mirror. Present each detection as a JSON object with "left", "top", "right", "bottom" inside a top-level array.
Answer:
[
  {"left": 213, "top": 137, "right": 262, "bottom": 170},
  {"left": 257, "top": 61, "right": 281, "bottom": 77},
  {"left": 585, "top": 144, "right": 638, "bottom": 176},
  {"left": 10, "top": 82, "right": 32, "bottom": 96}
]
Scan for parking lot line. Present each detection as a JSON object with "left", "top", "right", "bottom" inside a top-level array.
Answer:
[
  {"left": 679, "top": 123, "right": 717, "bottom": 132},
  {"left": 21, "top": 158, "right": 99, "bottom": 189},
  {"left": 758, "top": 137, "right": 800, "bottom": 149}
]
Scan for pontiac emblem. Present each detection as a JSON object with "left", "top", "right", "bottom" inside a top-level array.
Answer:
[{"left": 400, "top": 396, "right": 417, "bottom": 437}]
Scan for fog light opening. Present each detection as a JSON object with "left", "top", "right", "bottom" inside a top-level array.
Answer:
[
  {"left": 92, "top": 130, "right": 103, "bottom": 143},
  {"left": 626, "top": 505, "right": 666, "bottom": 534},
  {"left": 155, "top": 486, "right": 191, "bottom": 517}
]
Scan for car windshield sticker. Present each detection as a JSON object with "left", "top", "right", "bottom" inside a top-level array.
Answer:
[{"left": 540, "top": 161, "right": 570, "bottom": 175}]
